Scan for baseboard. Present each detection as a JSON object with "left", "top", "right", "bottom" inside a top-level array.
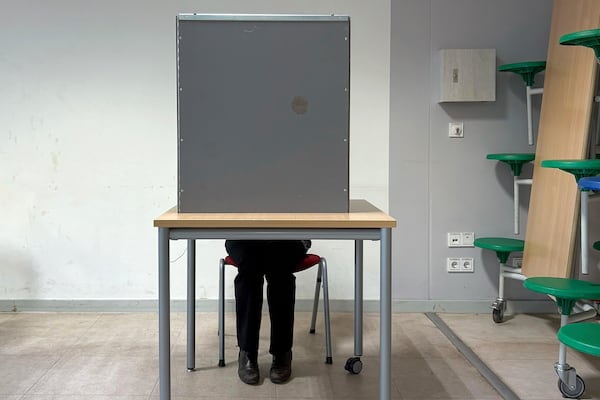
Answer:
[{"left": 0, "top": 298, "right": 558, "bottom": 314}]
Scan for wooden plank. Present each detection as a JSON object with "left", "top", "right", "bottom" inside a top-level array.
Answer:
[
  {"left": 154, "top": 199, "right": 397, "bottom": 229},
  {"left": 523, "top": 0, "right": 600, "bottom": 278}
]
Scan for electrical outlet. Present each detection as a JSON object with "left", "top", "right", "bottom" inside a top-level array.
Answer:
[
  {"left": 448, "top": 122, "right": 464, "bottom": 138},
  {"left": 460, "top": 257, "right": 474, "bottom": 272},
  {"left": 447, "top": 232, "right": 462, "bottom": 247},
  {"left": 461, "top": 232, "right": 475, "bottom": 247},
  {"left": 446, "top": 257, "right": 461, "bottom": 272},
  {"left": 448, "top": 232, "right": 475, "bottom": 247}
]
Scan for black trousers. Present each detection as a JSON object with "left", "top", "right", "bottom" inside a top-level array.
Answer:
[{"left": 225, "top": 240, "right": 308, "bottom": 355}]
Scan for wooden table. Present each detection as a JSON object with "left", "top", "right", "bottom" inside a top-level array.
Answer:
[{"left": 154, "top": 199, "right": 397, "bottom": 400}]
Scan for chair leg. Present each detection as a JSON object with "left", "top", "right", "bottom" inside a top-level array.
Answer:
[
  {"left": 218, "top": 258, "right": 226, "bottom": 367},
  {"left": 310, "top": 262, "right": 323, "bottom": 334},
  {"left": 320, "top": 257, "right": 333, "bottom": 364}
]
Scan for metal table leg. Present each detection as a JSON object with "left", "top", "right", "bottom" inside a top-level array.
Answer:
[
  {"left": 380, "top": 228, "right": 392, "bottom": 400},
  {"left": 354, "top": 240, "right": 363, "bottom": 357},
  {"left": 187, "top": 239, "right": 196, "bottom": 371},
  {"left": 158, "top": 228, "right": 171, "bottom": 400}
]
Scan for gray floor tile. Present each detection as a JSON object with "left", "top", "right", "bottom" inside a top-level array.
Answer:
[
  {"left": 26, "top": 353, "right": 158, "bottom": 396},
  {"left": 392, "top": 357, "right": 501, "bottom": 399},
  {"left": 21, "top": 396, "right": 148, "bottom": 400},
  {"left": 0, "top": 355, "right": 59, "bottom": 395},
  {"left": 0, "top": 313, "right": 98, "bottom": 356}
]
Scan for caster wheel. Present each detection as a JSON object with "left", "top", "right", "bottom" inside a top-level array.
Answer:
[
  {"left": 558, "top": 375, "right": 585, "bottom": 399},
  {"left": 344, "top": 357, "right": 363, "bottom": 374},
  {"left": 492, "top": 307, "right": 504, "bottom": 323}
]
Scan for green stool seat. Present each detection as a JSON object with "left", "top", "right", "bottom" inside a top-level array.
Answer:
[
  {"left": 474, "top": 237, "right": 525, "bottom": 264},
  {"left": 594, "top": 241, "right": 600, "bottom": 252},
  {"left": 524, "top": 277, "right": 600, "bottom": 299},
  {"left": 486, "top": 153, "right": 535, "bottom": 176},
  {"left": 541, "top": 159, "right": 600, "bottom": 181},
  {"left": 524, "top": 277, "right": 600, "bottom": 316},
  {"left": 558, "top": 323, "right": 600, "bottom": 357},
  {"left": 498, "top": 61, "right": 546, "bottom": 86},
  {"left": 560, "top": 29, "right": 600, "bottom": 61}
]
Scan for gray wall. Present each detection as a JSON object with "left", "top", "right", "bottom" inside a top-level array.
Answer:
[{"left": 390, "top": 0, "right": 554, "bottom": 304}]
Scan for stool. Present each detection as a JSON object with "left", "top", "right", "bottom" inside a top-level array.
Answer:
[
  {"left": 218, "top": 253, "right": 333, "bottom": 367},
  {"left": 486, "top": 153, "right": 535, "bottom": 234},
  {"left": 498, "top": 61, "right": 546, "bottom": 145},
  {"left": 541, "top": 160, "right": 600, "bottom": 275},
  {"left": 524, "top": 277, "right": 600, "bottom": 399},
  {"left": 558, "top": 321, "right": 600, "bottom": 397},
  {"left": 559, "top": 28, "right": 600, "bottom": 62},
  {"left": 474, "top": 237, "right": 525, "bottom": 323},
  {"left": 559, "top": 323, "right": 600, "bottom": 357},
  {"left": 541, "top": 159, "right": 600, "bottom": 182}
]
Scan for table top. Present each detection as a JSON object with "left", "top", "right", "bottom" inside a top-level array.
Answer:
[{"left": 154, "top": 199, "right": 397, "bottom": 229}]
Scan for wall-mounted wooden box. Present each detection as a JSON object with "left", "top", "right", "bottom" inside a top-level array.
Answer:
[{"left": 439, "top": 48, "right": 496, "bottom": 102}]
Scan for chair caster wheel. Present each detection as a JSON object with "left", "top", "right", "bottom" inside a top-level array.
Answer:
[
  {"left": 344, "top": 357, "right": 363, "bottom": 374},
  {"left": 558, "top": 375, "right": 585, "bottom": 399},
  {"left": 492, "top": 307, "right": 504, "bottom": 323},
  {"left": 491, "top": 299, "right": 506, "bottom": 323}
]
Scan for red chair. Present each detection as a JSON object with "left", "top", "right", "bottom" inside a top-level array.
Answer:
[{"left": 218, "top": 254, "right": 332, "bottom": 366}]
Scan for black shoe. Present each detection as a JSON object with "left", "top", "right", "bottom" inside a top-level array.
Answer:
[
  {"left": 238, "top": 350, "right": 259, "bottom": 385},
  {"left": 270, "top": 350, "right": 292, "bottom": 384}
]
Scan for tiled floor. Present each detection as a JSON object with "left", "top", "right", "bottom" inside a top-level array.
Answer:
[{"left": 0, "top": 311, "right": 599, "bottom": 400}]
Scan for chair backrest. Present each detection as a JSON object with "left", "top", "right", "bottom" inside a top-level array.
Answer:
[{"left": 224, "top": 254, "right": 321, "bottom": 273}]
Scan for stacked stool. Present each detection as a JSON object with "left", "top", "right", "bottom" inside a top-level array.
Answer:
[
  {"left": 476, "top": 62, "right": 544, "bottom": 323},
  {"left": 524, "top": 277, "right": 600, "bottom": 398},
  {"left": 498, "top": 61, "right": 545, "bottom": 145},
  {"left": 521, "top": 28, "right": 600, "bottom": 399},
  {"left": 474, "top": 237, "right": 525, "bottom": 323}
]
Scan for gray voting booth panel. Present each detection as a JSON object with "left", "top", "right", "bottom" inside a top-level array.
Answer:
[{"left": 177, "top": 14, "right": 350, "bottom": 213}]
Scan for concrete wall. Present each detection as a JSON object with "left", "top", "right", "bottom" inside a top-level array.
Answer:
[
  {"left": 2, "top": 0, "right": 560, "bottom": 311},
  {"left": 1, "top": 0, "right": 390, "bottom": 305}
]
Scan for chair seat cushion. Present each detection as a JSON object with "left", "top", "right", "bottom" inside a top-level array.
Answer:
[{"left": 224, "top": 254, "right": 321, "bottom": 273}]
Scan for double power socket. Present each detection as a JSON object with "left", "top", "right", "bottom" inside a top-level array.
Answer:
[
  {"left": 447, "top": 232, "right": 474, "bottom": 273},
  {"left": 446, "top": 257, "right": 474, "bottom": 273}
]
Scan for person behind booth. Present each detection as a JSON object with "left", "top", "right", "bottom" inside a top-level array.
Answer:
[{"left": 225, "top": 239, "right": 311, "bottom": 385}]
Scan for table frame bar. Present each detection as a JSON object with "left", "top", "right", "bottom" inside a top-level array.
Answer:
[{"left": 158, "top": 226, "right": 392, "bottom": 400}]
